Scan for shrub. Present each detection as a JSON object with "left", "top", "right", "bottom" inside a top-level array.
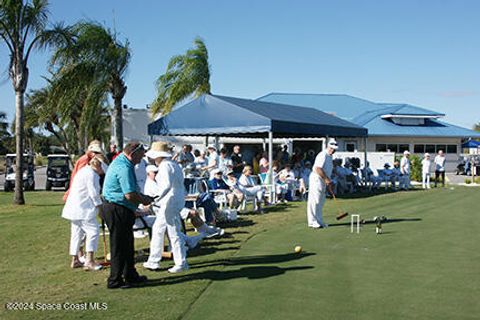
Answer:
[
  {"left": 35, "top": 155, "right": 44, "bottom": 166},
  {"left": 409, "top": 154, "right": 422, "bottom": 182},
  {"left": 465, "top": 179, "right": 472, "bottom": 184}
]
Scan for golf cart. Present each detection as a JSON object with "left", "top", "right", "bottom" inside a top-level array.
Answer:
[
  {"left": 4, "top": 153, "right": 35, "bottom": 191},
  {"left": 46, "top": 154, "right": 71, "bottom": 191}
]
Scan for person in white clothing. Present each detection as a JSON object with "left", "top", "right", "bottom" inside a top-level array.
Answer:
[
  {"left": 134, "top": 157, "right": 148, "bottom": 193},
  {"left": 307, "top": 138, "right": 337, "bottom": 228},
  {"left": 62, "top": 157, "right": 104, "bottom": 270},
  {"left": 434, "top": 150, "right": 446, "bottom": 187},
  {"left": 202, "top": 145, "right": 219, "bottom": 178},
  {"left": 400, "top": 150, "right": 411, "bottom": 190},
  {"left": 238, "top": 165, "right": 265, "bottom": 213},
  {"left": 143, "top": 142, "right": 189, "bottom": 273},
  {"left": 421, "top": 153, "right": 431, "bottom": 189}
]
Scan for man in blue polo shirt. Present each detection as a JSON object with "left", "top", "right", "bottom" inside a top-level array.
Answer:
[{"left": 101, "top": 141, "right": 153, "bottom": 289}]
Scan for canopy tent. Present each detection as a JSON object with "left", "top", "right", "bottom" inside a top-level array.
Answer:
[
  {"left": 462, "top": 139, "right": 480, "bottom": 148},
  {"left": 148, "top": 94, "right": 368, "bottom": 138},
  {"left": 148, "top": 94, "right": 369, "bottom": 197}
]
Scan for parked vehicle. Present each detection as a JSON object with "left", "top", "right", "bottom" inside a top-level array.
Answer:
[
  {"left": 4, "top": 153, "right": 35, "bottom": 191},
  {"left": 46, "top": 154, "right": 71, "bottom": 191}
]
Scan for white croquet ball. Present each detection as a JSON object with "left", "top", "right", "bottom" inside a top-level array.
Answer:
[
  {"left": 294, "top": 246, "right": 302, "bottom": 253},
  {"left": 106, "top": 253, "right": 111, "bottom": 261}
]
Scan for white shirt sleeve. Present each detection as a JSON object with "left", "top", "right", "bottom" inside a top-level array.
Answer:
[
  {"left": 313, "top": 152, "right": 326, "bottom": 170},
  {"left": 86, "top": 170, "right": 103, "bottom": 207},
  {"left": 154, "top": 163, "right": 173, "bottom": 201}
]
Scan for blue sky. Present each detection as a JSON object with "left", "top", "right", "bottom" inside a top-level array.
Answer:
[{"left": 1, "top": 0, "right": 479, "bottom": 128}]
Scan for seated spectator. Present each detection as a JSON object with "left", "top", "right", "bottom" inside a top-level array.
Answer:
[
  {"left": 202, "top": 145, "right": 219, "bottom": 177},
  {"left": 298, "top": 161, "right": 312, "bottom": 195},
  {"left": 173, "top": 144, "right": 194, "bottom": 168},
  {"left": 362, "top": 162, "right": 382, "bottom": 190},
  {"left": 238, "top": 165, "right": 265, "bottom": 213},
  {"left": 225, "top": 170, "right": 246, "bottom": 208},
  {"left": 277, "top": 164, "right": 297, "bottom": 201},
  {"left": 208, "top": 169, "right": 239, "bottom": 208}
]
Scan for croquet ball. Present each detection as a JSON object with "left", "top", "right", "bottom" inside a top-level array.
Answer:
[
  {"left": 294, "top": 246, "right": 302, "bottom": 253},
  {"left": 106, "top": 253, "right": 111, "bottom": 261}
]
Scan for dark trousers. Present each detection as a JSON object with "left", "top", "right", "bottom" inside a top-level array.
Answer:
[
  {"left": 101, "top": 202, "right": 139, "bottom": 286},
  {"left": 434, "top": 170, "right": 445, "bottom": 187}
]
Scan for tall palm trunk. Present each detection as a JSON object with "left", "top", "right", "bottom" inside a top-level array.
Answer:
[
  {"left": 113, "top": 95, "right": 123, "bottom": 150},
  {"left": 14, "top": 89, "right": 25, "bottom": 204},
  {"left": 112, "top": 80, "right": 126, "bottom": 151}
]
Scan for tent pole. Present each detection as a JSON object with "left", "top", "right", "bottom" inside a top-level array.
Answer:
[
  {"left": 205, "top": 135, "right": 209, "bottom": 149},
  {"left": 268, "top": 131, "right": 275, "bottom": 203},
  {"left": 364, "top": 136, "right": 368, "bottom": 187}
]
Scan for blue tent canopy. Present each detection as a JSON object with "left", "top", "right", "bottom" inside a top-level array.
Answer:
[
  {"left": 462, "top": 140, "right": 480, "bottom": 148},
  {"left": 148, "top": 94, "right": 368, "bottom": 138}
]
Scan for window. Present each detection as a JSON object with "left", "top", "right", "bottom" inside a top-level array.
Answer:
[
  {"left": 425, "top": 144, "right": 435, "bottom": 153},
  {"left": 436, "top": 145, "right": 446, "bottom": 153},
  {"left": 414, "top": 144, "right": 425, "bottom": 153},
  {"left": 399, "top": 144, "right": 410, "bottom": 153},
  {"left": 447, "top": 144, "right": 457, "bottom": 154},
  {"left": 376, "top": 144, "right": 387, "bottom": 152},
  {"left": 387, "top": 144, "right": 399, "bottom": 153},
  {"left": 345, "top": 142, "right": 356, "bottom": 152}
]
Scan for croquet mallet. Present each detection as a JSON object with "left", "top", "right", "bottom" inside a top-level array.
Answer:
[{"left": 328, "top": 185, "right": 349, "bottom": 220}]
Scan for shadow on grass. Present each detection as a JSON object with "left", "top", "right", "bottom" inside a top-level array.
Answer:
[
  {"left": 332, "top": 188, "right": 423, "bottom": 200},
  {"left": 220, "top": 218, "right": 255, "bottom": 228},
  {"left": 329, "top": 217, "right": 422, "bottom": 227},
  {"left": 145, "top": 265, "right": 314, "bottom": 286},
  {"left": 188, "top": 252, "right": 316, "bottom": 269}
]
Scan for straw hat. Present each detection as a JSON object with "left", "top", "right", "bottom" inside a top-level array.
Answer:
[
  {"left": 87, "top": 141, "right": 104, "bottom": 154},
  {"left": 146, "top": 141, "right": 172, "bottom": 158}
]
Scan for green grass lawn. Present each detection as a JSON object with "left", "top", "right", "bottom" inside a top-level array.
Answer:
[{"left": 1, "top": 187, "right": 479, "bottom": 320}]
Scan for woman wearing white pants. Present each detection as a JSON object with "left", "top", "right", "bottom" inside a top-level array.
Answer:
[
  {"left": 62, "top": 157, "right": 104, "bottom": 270},
  {"left": 143, "top": 142, "right": 189, "bottom": 273},
  {"left": 421, "top": 153, "right": 431, "bottom": 189}
]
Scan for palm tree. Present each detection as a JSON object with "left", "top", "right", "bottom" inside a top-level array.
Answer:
[
  {"left": 474, "top": 122, "right": 480, "bottom": 132},
  {"left": 0, "top": 111, "right": 11, "bottom": 154},
  {"left": 0, "top": 0, "right": 71, "bottom": 204},
  {"left": 151, "top": 37, "right": 211, "bottom": 116},
  {"left": 52, "top": 21, "right": 130, "bottom": 150}
]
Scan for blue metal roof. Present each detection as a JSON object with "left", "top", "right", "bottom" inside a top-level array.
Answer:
[
  {"left": 148, "top": 94, "right": 367, "bottom": 138},
  {"left": 377, "top": 103, "right": 445, "bottom": 116},
  {"left": 352, "top": 108, "right": 480, "bottom": 138},
  {"left": 257, "top": 93, "right": 383, "bottom": 120},
  {"left": 258, "top": 92, "right": 479, "bottom": 138}
]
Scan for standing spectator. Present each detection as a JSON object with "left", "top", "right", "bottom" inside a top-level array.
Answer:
[
  {"left": 143, "top": 141, "right": 190, "bottom": 273},
  {"left": 173, "top": 144, "right": 194, "bottom": 168},
  {"left": 106, "top": 144, "right": 118, "bottom": 163},
  {"left": 202, "top": 145, "right": 219, "bottom": 176},
  {"left": 135, "top": 156, "right": 148, "bottom": 193},
  {"left": 231, "top": 145, "right": 245, "bottom": 176},
  {"left": 259, "top": 152, "right": 269, "bottom": 174},
  {"left": 434, "top": 150, "right": 446, "bottom": 187},
  {"left": 101, "top": 141, "right": 153, "bottom": 289},
  {"left": 281, "top": 145, "right": 290, "bottom": 165},
  {"left": 63, "top": 140, "right": 104, "bottom": 202},
  {"left": 307, "top": 139, "right": 337, "bottom": 229},
  {"left": 400, "top": 151, "right": 411, "bottom": 190},
  {"left": 422, "top": 153, "right": 432, "bottom": 189},
  {"left": 62, "top": 157, "right": 104, "bottom": 271},
  {"left": 218, "top": 148, "right": 233, "bottom": 173}
]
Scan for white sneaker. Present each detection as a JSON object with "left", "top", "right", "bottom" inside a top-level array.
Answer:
[
  {"left": 168, "top": 264, "right": 189, "bottom": 273},
  {"left": 78, "top": 255, "right": 86, "bottom": 264},
  {"left": 143, "top": 261, "right": 161, "bottom": 271},
  {"left": 216, "top": 227, "right": 225, "bottom": 237},
  {"left": 134, "top": 230, "right": 147, "bottom": 239},
  {"left": 204, "top": 227, "right": 220, "bottom": 238}
]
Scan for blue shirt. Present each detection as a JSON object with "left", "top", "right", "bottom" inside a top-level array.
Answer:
[
  {"left": 103, "top": 153, "right": 138, "bottom": 211},
  {"left": 208, "top": 178, "right": 229, "bottom": 190}
]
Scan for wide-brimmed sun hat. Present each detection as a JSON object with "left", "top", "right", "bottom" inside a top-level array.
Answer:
[
  {"left": 146, "top": 141, "right": 172, "bottom": 158},
  {"left": 87, "top": 143, "right": 104, "bottom": 154},
  {"left": 207, "top": 144, "right": 217, "bottom": 150}
]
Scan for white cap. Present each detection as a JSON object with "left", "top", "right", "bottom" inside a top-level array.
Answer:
[
  {"left": 327, "top": 138, "right": 339, "bottom": 150},
  {"left": 146, "top": 165, "right": 158, "bottom": 173},
  {"left": 87, "top": 143, "right": 104, "bottom": 154},
  {"left": 424, "top": 153, "right": 430, "bottom": 157},
  {"left": 404, "top": 150, "right": 410, "bottom": 155},
  {"left": 207, "top": 144, "right": 217, "bottom": 150}
]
